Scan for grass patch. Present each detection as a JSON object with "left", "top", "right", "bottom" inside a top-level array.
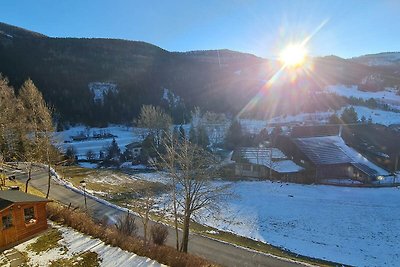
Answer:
[
  {"left": 27, "top": 229, "right": 63, "bottom": 254},
  {"left": 3, "top": 179, "right": 46, "bottom": 197},
  {"left": 49, "top": 251, "right": 101, "bottom": 267},
  {"left": 60, "top": 165, "right": 165, "bottom": 196}
]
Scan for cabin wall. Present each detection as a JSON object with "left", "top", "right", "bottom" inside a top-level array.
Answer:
[
  {"left": 0, "top": 202, "right": 48, "bottom": 248},
  {"left": 316, "top": 164, "right": 353, "bottom": 180}
]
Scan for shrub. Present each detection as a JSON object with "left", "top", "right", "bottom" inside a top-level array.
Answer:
[
  {"left": 150, "top": 223, "right": 169, "bottom": 245},
  {"left": 115, "top": 213, "right": 138, "bottom": 237}
]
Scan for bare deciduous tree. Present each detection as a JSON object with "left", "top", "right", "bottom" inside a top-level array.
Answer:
[
  {"left": 160, "top": 136, "right": 231, "bottom": 252},
  {"left": 136, "top": 105, "right": 172, "bottom": 146}
]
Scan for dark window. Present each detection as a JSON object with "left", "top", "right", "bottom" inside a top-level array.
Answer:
[
  {"left": 24, "top": 207, "right": 36, "bottom": 224},
  {"left": 2, "top": 214, "right": 13, "bottom": 229}
]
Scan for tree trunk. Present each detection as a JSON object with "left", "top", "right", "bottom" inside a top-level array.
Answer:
[
  {"left": 180, "top": 209, "right": 191, "bottom": 253},
  {"left": 46, "top": 163, "right": 51, "bottom": 198},
  {"left": 172, "top": 184, "right": 180, "bottom": 250},
  {"left": 25, "top": 163, "right": 32, "bottom": 193}
]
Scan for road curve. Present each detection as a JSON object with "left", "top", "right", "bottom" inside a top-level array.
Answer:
[{"left": 9, "top": 164, "right": 314, "bottom": 267}]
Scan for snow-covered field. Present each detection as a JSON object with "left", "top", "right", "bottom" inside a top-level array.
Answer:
[
  {"left": 346, "top": 106, "right": 400, "bottom": 126},
  {"left": 326, "top": 85, "right": 400, "bottom": 108},
  {"left": 10, "top": 223, "right": 165, "bottom": 267},
  {"left": 57, "top": 125, "right": 145, "bottom": 160},
  {"left": 198, "top": 181, "right": 400, "bottom": 267}
]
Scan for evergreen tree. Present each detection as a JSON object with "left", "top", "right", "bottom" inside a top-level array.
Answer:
[
  {"left": 361, "top": 115, "right": 366, "bottom": 123},
  {"left": 329, "top": 113, "right": 342, "bottom": 124},
  {"left": 106, "top": 138, "right": 121, "bottom": 161},
  {"left": 197, "top": 125, "right": 209, "bottom": 149},
  {"left": 140, "top": 134, "right": 157, "bottom": 164},
  {"left": 224, "top": 120, "right": 243, "bottom": 149},
  {"left": 341, "top": 106, "right": 358, "bottom": 124}
]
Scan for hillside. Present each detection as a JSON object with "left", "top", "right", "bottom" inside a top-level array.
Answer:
[{"left": 0, "top": 22, "right": 399, "bottom": 125}]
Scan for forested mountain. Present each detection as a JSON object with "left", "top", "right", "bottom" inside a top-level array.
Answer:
[{"left": 0, "top": 22, "right": 399, "bottom": 126}]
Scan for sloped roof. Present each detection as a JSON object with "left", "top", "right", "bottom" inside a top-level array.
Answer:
[
  {"left": 238, "top": 147, "right": 304, "bottom": 173},
  {"left": 0, "top": 190, "right": 50, "bottom": 211},
  {"left": 292, "top": 136, "right": 353, "bottom": 165},
  {"left": 292, "top": 135, "right": 389, "bottom": 176}
]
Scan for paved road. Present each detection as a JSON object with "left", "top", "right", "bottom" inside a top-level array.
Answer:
[{"left": 9, "top": 165, "right": 313, "bottom": 267}]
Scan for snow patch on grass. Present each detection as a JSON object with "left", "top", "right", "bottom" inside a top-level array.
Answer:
[
  {"left": 13, "top": 223, "right": 166, "bottom": 267},
  {"left": 198, "top": 181, "right": 400, "bottom": 267}
]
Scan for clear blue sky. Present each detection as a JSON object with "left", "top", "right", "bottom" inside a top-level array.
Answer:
[{"left": 2, "top": 0, "right": 400, "bottom": 58}]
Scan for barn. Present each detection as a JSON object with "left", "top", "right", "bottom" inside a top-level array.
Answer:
[
  {"left": 232, "top": 147, "right": 304, "bottom": 180},
  {"left": 291, "top": 135, "right": 390, "bottom": 183},
  {"left": 0, "top": 190, "right": 51, "bottom": 249}
]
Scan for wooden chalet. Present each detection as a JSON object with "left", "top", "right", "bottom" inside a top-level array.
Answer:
[{"left": 0, "top": 190, "right": 51, "bottom": 249}]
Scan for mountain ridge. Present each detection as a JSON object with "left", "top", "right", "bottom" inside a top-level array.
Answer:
[{"left": 0, "top": 21, "right": 399, "bottom": 126}]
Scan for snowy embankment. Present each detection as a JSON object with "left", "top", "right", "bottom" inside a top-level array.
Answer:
[
  {"left": 198, "top": 181, "right": 400, "bottom": 267},
  {"left": 13, "top": 223, "right": 165, "bottom": 267}
]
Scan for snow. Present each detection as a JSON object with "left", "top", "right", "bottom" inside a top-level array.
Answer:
[
  {"left": 331, "top": 136, "right": 390, "bottom": 176},
  {"left": 343, "top": 106, "right": 400, "bottom": 126},
  {"left": 78, "top": 162, "right": 98, "bottom": 168},
  {"left": 199, "top": 181, "right": 400, "bottom": 267},
  {"left": 88, "top": 82, "right": 118, "bottom": 103},
  {"left": 239, "top": 105, "right": 400, "bottom": 132},
  {"left": 0, "top": 30, "right": 13, "bottom": 38},
  {"left": 272, "top": 160, "right": 304, "bottom": 173},
  {"left": 13, "top": 223, "right": 166, "bottom": 267},
  {"left": 326, "top": 85, "right": 400, "bottom": 109},
  {"left": 43, "top": 164, "right": 400, "bottom": 266},
  {"left": 239, "top": 147, "right": 303, "bottom": 173},
  {"left": 132, "top": 172, "right": 171, "bottom": 185},
  {"left": 57, "top": 125, "right": 144, "bottom": 160},
  {"left": 120, "top": 162, "right": 148, "bottom": 170},
  {"left": 162, "top": 88, "right": 181, "bottom": 107}
]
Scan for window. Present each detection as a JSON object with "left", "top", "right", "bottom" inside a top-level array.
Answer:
[
  {"left": 24, "top": 207, "right": 36, "bottom": 224},
  {"left": 2, "top": 214, "right": 13, "bottom": 229}
]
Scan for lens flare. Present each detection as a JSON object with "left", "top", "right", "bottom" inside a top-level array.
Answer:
[{"left": 280, "top": 44, "right": 307, "bottom": 67}]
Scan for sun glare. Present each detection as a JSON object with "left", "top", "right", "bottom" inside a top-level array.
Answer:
[{"left": 280, "top": 44, "right": 307, "bottom": 67}]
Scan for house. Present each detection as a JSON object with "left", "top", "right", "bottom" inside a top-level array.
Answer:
[
  {"left": 0, "top": 190, "right": 51, "bottom": 249},
  {"left": 291, "top": 135, "right": 390, "bottom": 183},
  {"left": 232, "top": 147, "right": 304, "bottom": 180},
  {"left": 125, "top": 142, "right": 142, "bottom": 159}
]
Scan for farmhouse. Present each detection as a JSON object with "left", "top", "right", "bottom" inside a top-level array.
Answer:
[
  {"left": 232, "top": 147, "right": 304, "bottom": 180},
  {"left": 0, "top": 190, "right": 51, "bottom": 249},
  {"left": 291, "top": 135, "right": 390, "bottom": 183},
  {"left": 125, "top": 141, "right": 142, "bottom": 158}
]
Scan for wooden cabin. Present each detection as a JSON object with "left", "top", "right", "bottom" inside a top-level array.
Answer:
[{"left": 0, "top": 190, "right": 51, "bottom": 249}]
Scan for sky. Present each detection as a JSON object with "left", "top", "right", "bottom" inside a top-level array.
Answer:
[{"left": 1, "top": 0, "right": 400, "bottom": 59}]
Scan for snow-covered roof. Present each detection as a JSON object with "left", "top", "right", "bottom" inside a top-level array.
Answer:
[
  {"left": 292, "top": 135, "right": 389, "bottom": 176},
  {"left": 237, "top": 147, "right": 303, "bottom": 173}
]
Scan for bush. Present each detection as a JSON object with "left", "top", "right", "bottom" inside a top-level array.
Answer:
[
  {"left": 115, "top": 213, "right": 138, "bottom": 237},
  {"left": 150, "top": 223, "right": 169, "bottom": 245}
]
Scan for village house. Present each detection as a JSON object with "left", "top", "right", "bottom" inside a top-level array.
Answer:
[
  {"left": 291, "top": 135, "right": 390, "bottom": 183},
  {"left": 232, "top": 147, "right": 304, "bottom": 180},
  {"left": 125, "top": 141, "right": 142, "bottom": 159},
  {"left": 0, "top": 190, "right": 51, "bottom": 249}
]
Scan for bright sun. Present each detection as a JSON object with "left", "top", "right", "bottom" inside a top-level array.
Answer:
[{"left": 279, "top": 43, "right": 307, "bottom": 67}]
